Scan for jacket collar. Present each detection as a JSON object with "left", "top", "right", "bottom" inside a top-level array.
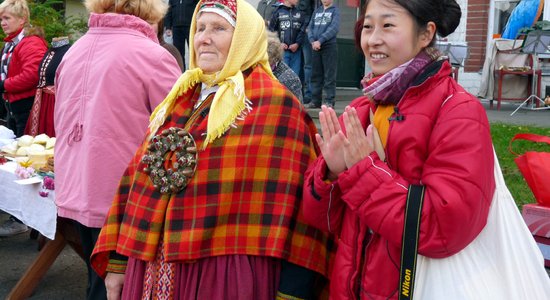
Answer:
[
  {"left": 88, "top": 13, "right": 158, "bottom": 43},
  {"left": 411, "top": 59, "right": 448, "bottom": 87},
  {"left": 3, "top": 27, "right": 24, "bottom": 42}
]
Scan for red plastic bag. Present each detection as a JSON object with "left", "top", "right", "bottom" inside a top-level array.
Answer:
[{"left": 509, "top": 133, "right": 550, "bottom": 206}]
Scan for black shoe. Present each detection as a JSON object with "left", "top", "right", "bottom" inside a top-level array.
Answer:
[{"left": 304, "top": 102, "right": 321, "bottom": 109}]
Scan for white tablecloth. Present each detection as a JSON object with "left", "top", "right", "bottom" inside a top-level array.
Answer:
[{"left": 0, "top": 161, "right": 56, "bottom": 239}]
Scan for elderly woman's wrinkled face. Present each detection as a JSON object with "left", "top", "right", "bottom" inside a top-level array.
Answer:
[
  {"left": 194, "top": 12, "right": 234, "bottom": 74},
  {"left": 0, "top": 11, "right": 25, "bottom": 36}
]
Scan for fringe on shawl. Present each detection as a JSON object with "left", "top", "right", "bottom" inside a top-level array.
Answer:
[
  {"left": 148, "top": 69, "right": 251, "bottom": 149},
  {"left": 148, "top": 69, "right": 203, "bottom": 140}
]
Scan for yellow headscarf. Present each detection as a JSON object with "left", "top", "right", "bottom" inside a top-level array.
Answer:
[{"left": 148, "top": 0, "right": 274, "bottom": 148}]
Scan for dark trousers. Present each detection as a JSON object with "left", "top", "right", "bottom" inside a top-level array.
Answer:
[
  {"left": 0, "top": 101, "right": 7, "bottom": 125},
  {"left": 75, "top": 222, "right": 107, "bottom": 300},
  {"left": 5, "top": 96, "right": 33, "bottom": 137},
  {"left": 301, "top": 41, "right": 313, "bottom": 104},
  {"left": 172, "top": 25, "right": 190, "bottom": 70},
  {"left": 310, "top": 42, "right": 337, "bottom": 106}
]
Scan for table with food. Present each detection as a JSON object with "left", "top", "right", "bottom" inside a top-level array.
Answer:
[{"left": 0, "top": 128, "right": 57, "bottom": 239}]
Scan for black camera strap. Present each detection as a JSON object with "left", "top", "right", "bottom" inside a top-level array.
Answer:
[{"left": 398, "top": 184, "right": 425, "bottom": 300}]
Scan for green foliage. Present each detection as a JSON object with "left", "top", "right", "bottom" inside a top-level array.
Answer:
[
  {"left": 518, "top": 20, "right": 550, "bottom": 35},
  {"left": 491, "top": 123, "right": 550, "bottom": 208},
  {"left": 532, "top": 20, "right": 550, "bottom": 31},
  {"left": 0, "top": 0, "right": 87, "bottom": 45},
  {"left": 29, "top": 0, "right": 66, "bottom": 41}
]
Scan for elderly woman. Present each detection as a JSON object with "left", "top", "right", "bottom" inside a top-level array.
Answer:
[
  {"left": 54, "top": 0, "right": 181, "bottom": 298},
  {"left": 91, "top": 0, "right": 332, "bottom": 299},
  {"left": 267, "top": 31, "right": 303, "bottom": 102}
]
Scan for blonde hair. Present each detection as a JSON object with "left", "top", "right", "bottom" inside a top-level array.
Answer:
[
  {"left": 266, "top": 31, "right": 283, "bottom": 66},
  {"left": 0, "top": 0, "right": 30, "bottom": 26},
  {"left": 84, "top": 0, "right": 168, "bottom": 24}
]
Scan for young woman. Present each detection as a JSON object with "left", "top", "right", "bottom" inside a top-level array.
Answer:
[
  {"left": 91, "top": 0, "right": 332, "bottom": 299},
  {"left": 302, "top": 0, "right": 495, "bottom": 299}
]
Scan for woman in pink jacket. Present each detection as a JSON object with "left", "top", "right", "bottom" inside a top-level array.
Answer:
[
  {"left": 302, "top": 0, "right": 495, "bottom": 299},
  {"left": 54, "top": 0, "right": 181, "bottom": 298}
]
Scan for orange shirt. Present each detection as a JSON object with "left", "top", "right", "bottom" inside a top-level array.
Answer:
[{"left": 372, "top": 104, "right": 395, "bottom": 148}]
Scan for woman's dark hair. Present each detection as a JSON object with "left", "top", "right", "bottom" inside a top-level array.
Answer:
[{"left": 363, "top": 0, "right": 461, "bottom": 46}]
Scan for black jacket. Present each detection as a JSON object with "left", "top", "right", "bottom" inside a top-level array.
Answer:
[
  {"left": 165, "top": 0, "right": 199, "bottom": 28},
  {"left": 269, "top": 5, "right": 307, "bottom": 46},
  {"left": 297, "top": 0, "right": 318, "bottom": 27}
]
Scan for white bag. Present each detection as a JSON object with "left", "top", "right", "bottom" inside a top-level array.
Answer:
[
  {"left": 414, "top": 151, "right": 550, "bottom": 300},
  {"left": 0, "top": 125, "right": 15, "bottom": 147}
]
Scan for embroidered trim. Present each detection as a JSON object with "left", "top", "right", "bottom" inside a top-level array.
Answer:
[{"left": 51, "top": 38, "right": 69, "bottom": 48}]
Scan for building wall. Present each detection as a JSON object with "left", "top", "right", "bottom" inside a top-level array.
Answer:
[
  {"left": 457, "top": 69, "right": 482, "bottom": 96},
  {"left": 465, "top": 0, "right": 490, "bottom": 73}
]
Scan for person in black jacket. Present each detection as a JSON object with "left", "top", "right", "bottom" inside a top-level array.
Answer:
[
  {"left": 297, "top": 0, "right": 316, "bottom": 104},
  {"left": 268, "top": 0, "right": 306, "bottom": 84},
  {"left": 164, "top": 0, "right": 199, "bottom": 70}
]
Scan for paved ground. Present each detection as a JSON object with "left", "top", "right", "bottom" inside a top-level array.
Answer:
[
  {"left": 0, "top": 88, "right": 548, "bottom": 299},
  {"left": 0, "top": 212, "right": 87, "bottom": 299}
]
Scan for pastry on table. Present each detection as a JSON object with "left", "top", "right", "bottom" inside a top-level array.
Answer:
[
  {"left": 33, "top": 133, "right": 50, "bottom": 145},
  {"left": 17, "top": 135, "right": 34, "bottom": 147},
  {"left": 45, "top": 137, "right": 56, "bottom": 150}
]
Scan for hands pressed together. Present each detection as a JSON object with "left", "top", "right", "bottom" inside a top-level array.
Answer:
[{"left": 315, "top": 105, "right": 377, "bottom": 180}]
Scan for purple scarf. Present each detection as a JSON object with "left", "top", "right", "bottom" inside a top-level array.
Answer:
[{"left": 362, "top": 47, "right": 442, "bottom": 105}]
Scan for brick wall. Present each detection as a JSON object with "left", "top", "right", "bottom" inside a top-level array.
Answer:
[{"left": 465, "top": 0, "right": 490, "bottom": 72}]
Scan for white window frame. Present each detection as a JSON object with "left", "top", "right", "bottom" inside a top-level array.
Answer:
[{"left": 488, "top": 0, "right": 522, "bottom": 42}]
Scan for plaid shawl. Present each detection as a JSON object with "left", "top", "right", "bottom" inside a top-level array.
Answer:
[{"left": 91, "top": 66, "right": 332, "bottom": 278}]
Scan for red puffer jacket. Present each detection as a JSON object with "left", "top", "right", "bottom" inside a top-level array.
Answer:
[
  {"left": 303, "top": 61, "right": 495, "bottom": 299},
  {"left": 3, "top": 34, "right": 47, "bottom": 102}
]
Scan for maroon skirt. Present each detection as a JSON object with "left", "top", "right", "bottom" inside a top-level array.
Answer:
[
  {"left": 25, "top": 86, "right": 56, "bottom": 137},
  {"left": 122, "top": 254, "right": 281, "bottom": 300}
]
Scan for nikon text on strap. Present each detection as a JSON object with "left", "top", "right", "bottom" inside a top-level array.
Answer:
[{"left": 399, "top": 184, "right": 425, "bottom": 300}]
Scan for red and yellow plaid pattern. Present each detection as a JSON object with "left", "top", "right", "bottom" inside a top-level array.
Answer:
[{"left": 92, "top": 66, "right": 332, "bottom": 278}]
